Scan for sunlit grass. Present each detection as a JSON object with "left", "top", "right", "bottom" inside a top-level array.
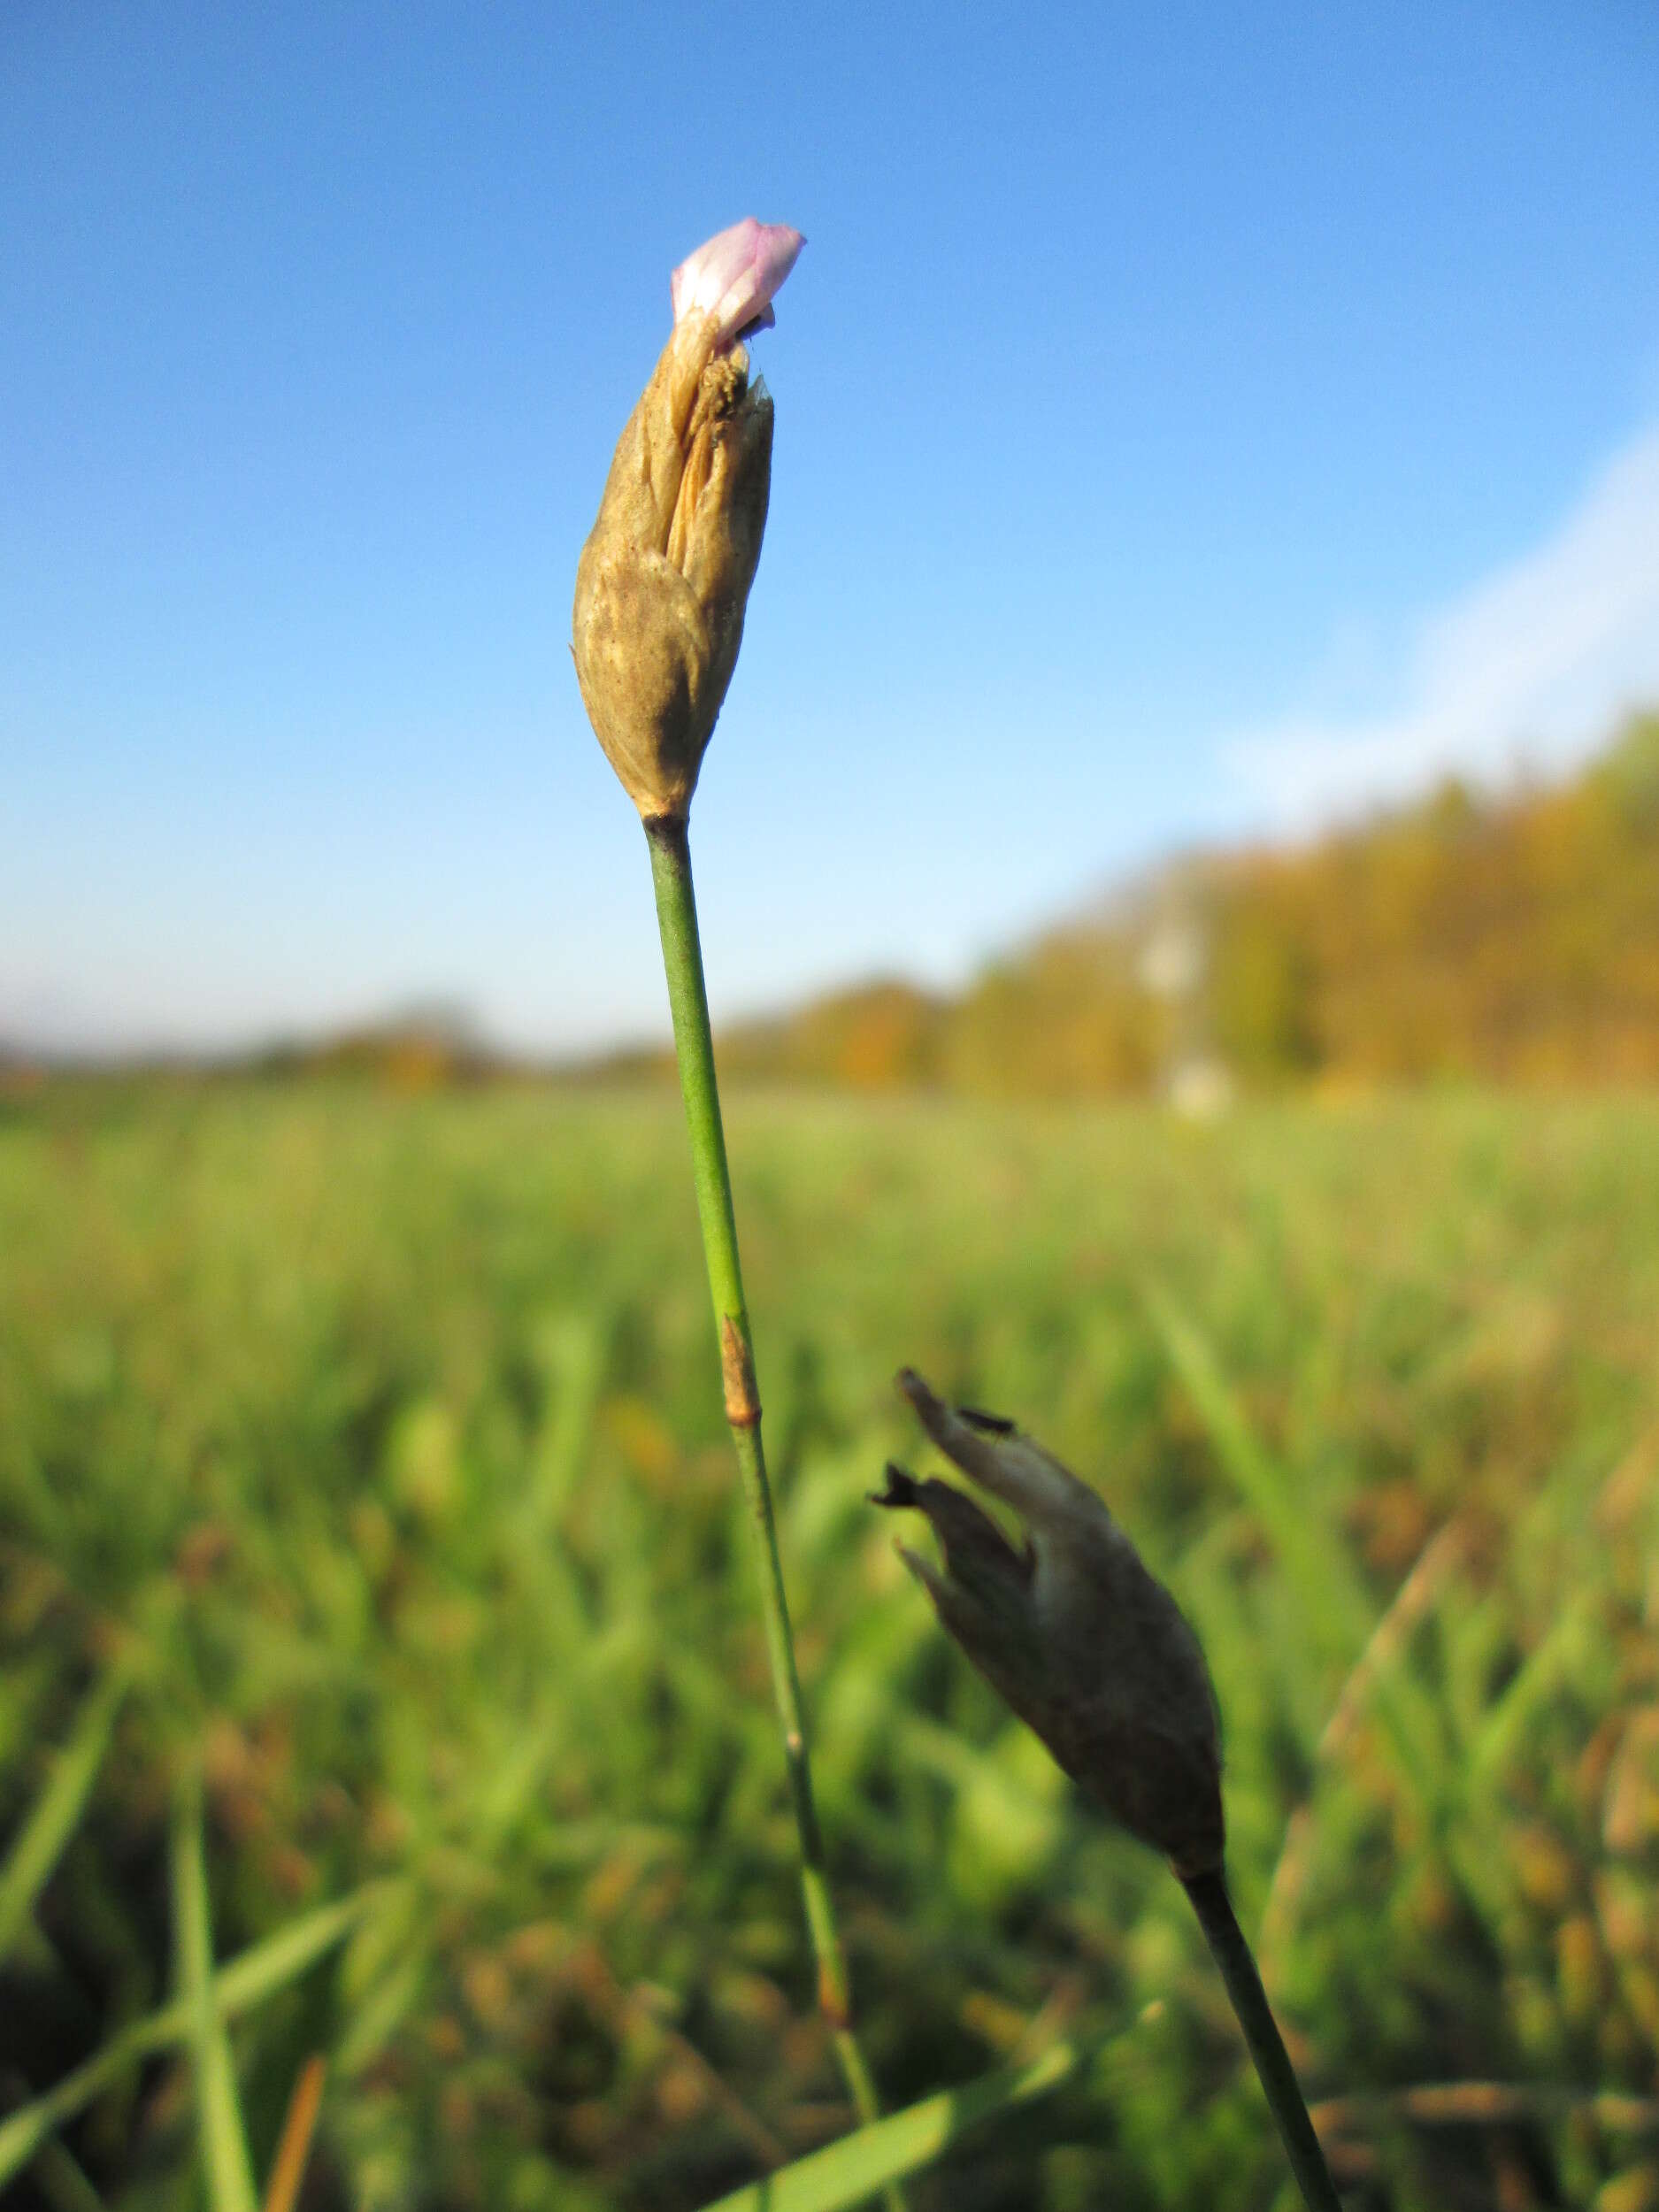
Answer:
[{"left": 2, "top": 1079, "right": 1657, "bottom": 2208}]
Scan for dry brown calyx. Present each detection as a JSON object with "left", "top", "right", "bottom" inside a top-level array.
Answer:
[
  {"left": 572, "top": 312, "right": 773, "bottom": 821},
  {"left": 874, "top": 1369, "right": 1225, "bottom": 1878}
]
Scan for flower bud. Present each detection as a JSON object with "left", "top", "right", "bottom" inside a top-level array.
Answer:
[
  {"left": 670, "top": 218, "right": 804, "bottom": 350},
  {"left": 572, "top": 221, "right": 803, "bottom": 821},
  {"left": 873, "top": 1369, "right": 1225, "bottom": 1878}
]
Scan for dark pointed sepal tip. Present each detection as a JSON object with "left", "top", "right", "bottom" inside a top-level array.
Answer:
[
  {"left": 895, "top": 1367, "right": 956, "bottom": 1427},
  {"left": 957, "top": 1404, "right": 1016, "bottom": 1436},
  {"left": 870, "top": 1463, "right": 921, "bottom": 1510}
]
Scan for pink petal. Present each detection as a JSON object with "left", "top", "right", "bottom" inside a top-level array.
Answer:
[{"left": 670, "top": 219, "right": 804, "bottom": 347}]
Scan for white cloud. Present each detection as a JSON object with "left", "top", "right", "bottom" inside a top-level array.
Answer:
[{"left": 1225, "top": 421, "right": 1659, "bottom": 826}]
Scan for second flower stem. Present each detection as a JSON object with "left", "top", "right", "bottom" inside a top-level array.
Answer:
[
  {"left": 1182, "top": 1870, "right": 1342, "bottom": 2211},
  {"left": 645, "top": 815, "right": 897, "bottom": 2191}
]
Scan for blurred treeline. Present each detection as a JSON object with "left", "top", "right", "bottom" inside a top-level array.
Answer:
[
  {"left": 123, "top": 709, "right": 1659, "bottom": 1102},
  {"left": 699, "top": 709, "right": 1659, "bottom": 1097}
]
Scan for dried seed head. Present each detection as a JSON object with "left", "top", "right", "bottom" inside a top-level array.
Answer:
[{"left": 874, "top": 1369, "right": 1225, "bottom": 1877}]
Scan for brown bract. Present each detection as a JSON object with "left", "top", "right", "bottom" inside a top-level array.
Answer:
[{"left": 572, "top": 311, "right": 773, "bottom": 820}]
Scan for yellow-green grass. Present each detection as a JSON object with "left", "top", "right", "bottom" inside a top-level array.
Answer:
[{"left": 2, "top": 1079, "right": 1658, "bottom": 2209}]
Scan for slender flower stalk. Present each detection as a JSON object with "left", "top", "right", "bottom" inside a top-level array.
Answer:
[
  {"left": 575, "top": 223, "right": 898, "bottom": 2185},
  {"left": 1183, "top": 1870, "right": 1343, "bottom": 2211},
  {"left": 877, "top": 1373, "right": 1342, "bottom": 2211},
  {"left": 644, "top": 814, "right": 895, "bottom": 2173}
]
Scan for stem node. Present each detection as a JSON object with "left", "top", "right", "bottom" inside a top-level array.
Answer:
[
  {"left": 818, "top": 1963, "right": 852, "bottom": 2033},
  {"left": 721, "top": 1317, "right": 762, "bottom": 1425}
]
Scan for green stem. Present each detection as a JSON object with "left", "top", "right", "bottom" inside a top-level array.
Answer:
[
  {"left": 1183, "top": 1870, "right": 1343, "bottom": 2211},
  {"left": 645, "top": 815, "right": 900, "bottom": 2203}
]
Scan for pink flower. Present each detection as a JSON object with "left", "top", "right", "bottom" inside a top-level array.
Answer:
[{"left": 670, "top": 219, "right": 805, "bottom": 349}]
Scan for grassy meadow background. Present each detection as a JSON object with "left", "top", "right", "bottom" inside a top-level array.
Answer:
[
  {"left": 4, "top": 1075, "right": 1659, "bottom": 2209},
  {"left": 8, "top": 10, "right": 1657, "bottom": 2204}
]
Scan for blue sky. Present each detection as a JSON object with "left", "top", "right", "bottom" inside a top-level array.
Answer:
[{"left": 5, "top": 2, "right": 1658, "bottom": 1056}]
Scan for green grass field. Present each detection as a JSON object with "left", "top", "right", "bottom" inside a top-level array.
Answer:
[{"left": 3, "top": 1080, "right": 1658, "bottom": 2211}]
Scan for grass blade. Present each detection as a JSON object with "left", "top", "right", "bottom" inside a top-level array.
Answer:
[
  {"left": 27, "top": 2138, "right": 106, "bottom": 2212},
  {"left": 1146, "top": 1282, "right": 1464, "bottom": 1881},
  {"left": 0, "top": 1662, "right": 132, "bottom": 1965},
  {"left": 171, "top": 1771, "right": 260, "bottom": 2212},
  {"left": 524, "top": 1310, "right": 605, "bottom": 1539},
  {"left": 1258, "top": 1517, "right": 1471, "bottom": 1966},
  {"left": 0, "top": 1884, "right": 382, "bottom": 2187},
  {"left": 1141, "top": 1280, "right": 1371, "bottom": 1659},
  {"left": 1310, "top": 2078, "right": 1659, "bottom": 2139},
  {"left": 261, "top": 2055, "right": 326, "bottom": 2212},
  {"left": 692, "top": 2019, "right": 1141, "bottom": 2212},
  {"left": 1466, "top": 1586, "right": 1601, "bottom": 1797}
]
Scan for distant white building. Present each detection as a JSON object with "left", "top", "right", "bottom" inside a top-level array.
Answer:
[{"left": 1136, "top": 872, "right": 1233, "bottom": 1114}]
